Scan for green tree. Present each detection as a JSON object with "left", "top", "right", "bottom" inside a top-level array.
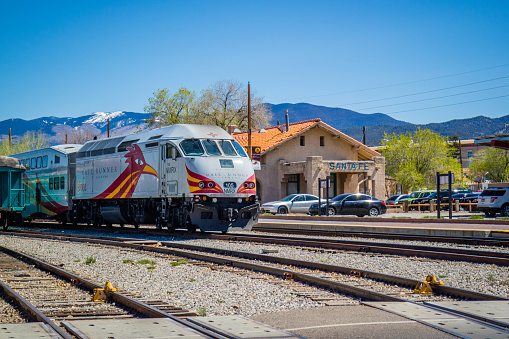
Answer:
[
  {"left": 192, "top": 80, "right": 272, "bottom": 130},
  {"left": 0, "top": 131, "right": 48, "bottom": 155},
  {"left": 144, "top": 87, "right": 196, "bottom": 128},
  {"left": 468, "top": 148, "right": 509, "bottom": 182},
  {"left": 381, "top": 128, "right": 462, "bottom": 192}
]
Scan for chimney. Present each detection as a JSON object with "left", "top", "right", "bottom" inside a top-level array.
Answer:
[
  {"left": 285, "top": 109, "right": 289, "bottom": 132},
  {"left": 228, "top": 125, "right": 238, "bottom": 134}
]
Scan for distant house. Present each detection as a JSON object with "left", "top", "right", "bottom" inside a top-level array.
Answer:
[{"left": 232, "top": 119, "right": 385, "bottom": 203}]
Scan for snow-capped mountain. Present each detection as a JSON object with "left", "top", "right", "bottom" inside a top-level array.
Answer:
[{"left": 0, "top": 111, "right": 149, "bottom": 144}]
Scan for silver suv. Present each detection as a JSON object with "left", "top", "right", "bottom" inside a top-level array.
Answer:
[{"left": 477, "top": 188, "right": 509, "bottom": 217}]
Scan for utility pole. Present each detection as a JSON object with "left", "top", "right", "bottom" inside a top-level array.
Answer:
[
  {"left": 362, "top": 126, "right": 366, "bottom": 145},
  {"left": 8, "top": 128, "right": 12, "bottom": 151},
  {"left": 107, "top": 118, "right": 110, "bottom": 138},
  {"left": 247, "top": 82, "right": 252, "bottom": 159}
]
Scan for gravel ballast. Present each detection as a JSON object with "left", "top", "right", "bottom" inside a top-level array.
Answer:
[{"left": 0, "top": 235, "right": 320, "bottom": 317}]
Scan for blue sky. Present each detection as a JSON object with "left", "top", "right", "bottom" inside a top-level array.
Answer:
[{"left": 1, "top": 0, "right": 508, "bottom": 124}]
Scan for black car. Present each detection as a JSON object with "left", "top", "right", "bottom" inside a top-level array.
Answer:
[
  {"left": 309, "top": 193, "right": 387, "bottom": 217},
  {"left": 458, "top": 192, "right": 481, "bottom": 210}
]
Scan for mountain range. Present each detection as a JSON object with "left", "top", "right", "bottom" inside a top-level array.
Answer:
[{"left": 1, "top": 104, "right": 508, "bottom": 146}]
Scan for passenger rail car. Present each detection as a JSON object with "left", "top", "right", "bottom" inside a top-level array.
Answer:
[
  {"left": 0, "top": 156, "right": 25, "bottom": 229},
  {"left": 73, "top": 124, "right": 259, "bottom": 232},
  {"left": 10, "top": 145, "right": 81, "bottom": 223}
]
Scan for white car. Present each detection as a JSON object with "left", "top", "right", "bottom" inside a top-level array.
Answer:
[
  {"left": 477, "top": 187, "right": 509, "bottom": 217},
  {"left": 261, "top": 194, "right": 322, "bottom": 214}
]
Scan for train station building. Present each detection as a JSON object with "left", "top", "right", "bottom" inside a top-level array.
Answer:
[{"left": 232, "top": 119, "right": 385, "bottom": 203}]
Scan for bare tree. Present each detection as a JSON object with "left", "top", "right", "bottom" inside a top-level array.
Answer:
[
  {"left": 52, "top": 124, "right": 100, "bottom": 144},
  {"left": 193, "top": 80, "right": 272, "bottom": 130}
]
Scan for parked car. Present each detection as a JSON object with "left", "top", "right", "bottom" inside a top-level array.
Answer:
[
  {"left": 477, "top": 188, "right": 509, "bottom": 217},
  {"left": 440, "top": 188, "right": 472, "bottom": 205},
  {"left": 309, "top": 193, "right": 387, "bottom": 217},
  {"left": 412, "top": 191, "right": 440, "bottom": 210},
  {"left": 398, "top": 189, "right": 435, "bottom": 205},
  {"left": 261, "top": 194, "right": 322, "bottom": 214},
  {"left": 385, "top": 194, "right": 409, "bottom": 206},
  {"left": 458, "top": 192, "right": 481, "bottom": 210}
]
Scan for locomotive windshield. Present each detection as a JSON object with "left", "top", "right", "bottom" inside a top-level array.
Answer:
[
  {"left": 217, "top": 140, "right": 237, "bottom": 156},
  {"left": 232, "top": 140, "right": 248, "bottom": 157},
  {"left": 181, "top": 138, "right": 244, "bottom": 157},
  {"left": 202, "top": 139, "right": 222, "bottom": 155},
  {"left": 180, "top": 139, "right": 205, "bottom": 156}
]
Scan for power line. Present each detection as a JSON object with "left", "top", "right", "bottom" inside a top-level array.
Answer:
[
  {"left": 276, "top": 63, "right": 509, "bottom": 101},
  {"left": 339, "top": 75, "right": 509, "bottom": 106},
  {"left": 357, "top": 84, "right": 509, "bottom": 110},
  {"left": 379, "top": 94, "right": 509, "bottom": 115}
]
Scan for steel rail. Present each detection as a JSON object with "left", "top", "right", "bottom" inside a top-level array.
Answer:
[
  {"left": 207, "top": 233, "right": 509, "bottom": 266},
  {"left": 3, "top": 231, "right": 506, "bottom": 302},
  {"left": 0, "top": 245, "right": 228, "bottom": 339},
  {"left": 10, "top": 224, "right": 509, "bottom": 266},
  {"left": 253, "top": 225, "right": 509, "bottom": 247}
]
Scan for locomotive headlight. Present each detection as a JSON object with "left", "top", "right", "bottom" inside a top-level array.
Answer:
[
  {"left": 248, "top": 182, "right": 255, "bottom": 189},
  {"left": 237, "top": 198, "right": 242, "bottom": 203},
  {"left": 194, "top": 195, "right": 201, "bottom": 202},
  {"left": 198, "top": 181, "right": 205, "bottom": 189},
  {"left": 207, "top": 181, "right": 214, "bottom": 188},
  {"left": 243, "top": 183, "right": 248, "bottom": 189},
  {"left": 212, "top": 198, "right": 218, "bottom": 203}
]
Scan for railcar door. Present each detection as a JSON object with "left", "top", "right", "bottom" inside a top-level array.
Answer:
[
  {"left": 160, "top": 143, "right": 180, "bottom": 197},
  {"left": 36, "top": 182, "right": 41, "bottom": 214}
]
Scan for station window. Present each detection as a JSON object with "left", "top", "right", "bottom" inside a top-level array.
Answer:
[
  {"left": 320, "top": 136, "right": 325, "bottom": 147},
  {"left": 60, "top": 177, "right": 65, "bottom": 190},
  {"left": 49, "top": 178, "right": 53, "bottom": 190},
  {"left": 300, "top": 136, "right": 305, "bottom": 146},
  {"left": 42, "top": 155, "right": 48, "bottom": 168},
  {"left": 36, "top": 156, "right": 42, "bottom": 168},
  {"left": 288, "top": 174, "right": 300, "bottom": 194},
  {"left": 55, "top": 156, "right": 60, "bottom": 164},
  {"left": 54, "top": 177, "right": 60, "bottom": 190}
]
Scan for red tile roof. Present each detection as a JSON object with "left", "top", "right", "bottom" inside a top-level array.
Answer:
[{"left": 232, "top": 118, "right": 380, "bottom": 158}]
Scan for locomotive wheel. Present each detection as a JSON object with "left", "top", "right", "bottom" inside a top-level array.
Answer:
[
  {"left": 2, "top": 218, "right": 8, "bottom": 231},
  {"left": 105, "top": 222, "right": 113, "bottom": 228},
  {"left": 133, "top": 223, "right": 140, "bottom": 229},
  {"left": 119, "top": 223, "right": 125, "bottom": 228},
  {"left": 187, "top": 223, "right": 196, "bottom": 234}
]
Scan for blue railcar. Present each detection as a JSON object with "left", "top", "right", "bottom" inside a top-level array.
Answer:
[{"left": 0, "top": 156, "right": 25, "bottom": 230}]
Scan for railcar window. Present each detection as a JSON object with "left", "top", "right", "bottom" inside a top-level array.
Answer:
[
  {"left": 54, "top": 177, "right": 59, "bottom": 190},
  {"left": 49, "top": 178, "right": 53, "bottom": 190},
  {"left": 117, "top": 139, "right": 139, "bottom": 152},
  {"left": 202, "top": 139, "right": 222, "bottom": 156},
  {"left": 60, "top": 177, "right": 65, "bottom": 190},
  {"left": 42, "top": 155, "right": 48, "bottom": 168},
  {"left": 55, "top": 156, "right": 60, "bottom": 164},
  {"left": 217, "top": 140, "right": 237, "bottom": 156},
  {"left": 165, "top": 145, "right": 181, "bottom": 158},
  {"left": 232, "top": 140, "right": 248, "bottom": 157},
  {"left": 180, "top": 139, "right": 204, "bottom": 156}
]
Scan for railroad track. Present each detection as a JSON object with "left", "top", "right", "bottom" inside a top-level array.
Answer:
[
  {"left": 2, "top": 230, "right": 509, "bottom": 338},
  {"left": 11, "top": 221, "right": 509, "bottom": 266},
  {"left": 252, "top": 225, "right": 509, "bottom": 247},
  {"left": 2, "top": 230, "right": 506, "bottom": 303},
  {"left": 0, "top": 244, "right": 232, "bottom": 339}
]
